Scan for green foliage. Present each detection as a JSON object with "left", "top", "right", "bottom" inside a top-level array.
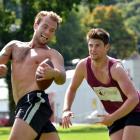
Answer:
[
  {"left": 0, "top": 7, "right": 16, "bottom": 47},
  {"left": 117, "top": 0, "right": 140, "bottom": 43},
  {"left": 11, "top": 0, "right": 104, "bottom": 41},
  {"left": 13, "top": 0, "right": 83, "bottom": 41},
  {"left": 53, "top": 10, "right": 87, "bottom": 64},
  {"left": 81, "top": 5, "right": 136, "bottom": 59}
]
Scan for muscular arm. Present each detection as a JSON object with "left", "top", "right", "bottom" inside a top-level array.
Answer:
[
  {"left": 110, "top": 62, "right": 139, "bottom": 121},
  {"left": 50, "top": 49, "right": 66, "bottom": 85},
  {"left": 63, "top": 60, "right": 86, "bottom": 111},
  {"left": 0, "top": 40, "right": 14, "bottom": 64},
  {"left": 0, "top": 41, "right": 14, "bottom": 76}
]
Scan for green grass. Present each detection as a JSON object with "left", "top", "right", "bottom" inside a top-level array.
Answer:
[
  {"left": 58, "top": 124, "right": 109, "bottom": 140},
  {"left": 0, "top": 124, "right": 109, "bottom": 140},
  {"left": 0, "top": 127, "right": 11, "bottom": 140}
]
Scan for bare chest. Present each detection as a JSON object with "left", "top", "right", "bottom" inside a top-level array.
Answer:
[{"left": 12, "top": 47, "right": 49, "bottom": 65}]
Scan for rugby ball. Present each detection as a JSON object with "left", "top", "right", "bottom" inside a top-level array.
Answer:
[{"left": 36, "top": 59, "right": 54, "bottom": 90}]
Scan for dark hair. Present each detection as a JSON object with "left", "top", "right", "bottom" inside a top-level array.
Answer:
[{"left": 86, "top": 28, "right": 110, "bottom": 45}]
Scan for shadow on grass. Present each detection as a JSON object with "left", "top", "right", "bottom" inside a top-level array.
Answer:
[{"left": 58, "top": 126, "right": 108, "bottom": 134}]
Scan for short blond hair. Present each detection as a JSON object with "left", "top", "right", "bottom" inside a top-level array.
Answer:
[{"left": 34, "top": 11, "right": 62, "bottom": 27}]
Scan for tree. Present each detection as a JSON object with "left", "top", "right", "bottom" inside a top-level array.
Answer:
[
  {"left": 81, "top": 5, "right": 136, "bottom": 59},
  {"left": 0, "top": 4, "right": 16, "bottom": 46},
  {"left": 117, "top": 0, "right": 140, "bottom": 49},
  {"left": 54, "top": 10, "right": 87, "bottom": 66},
  {"left": 13, "top": 0, "right": 103, "bottom": 41},
  {"left": 14, "top": 0, "right": 90, "bottom": 40}
]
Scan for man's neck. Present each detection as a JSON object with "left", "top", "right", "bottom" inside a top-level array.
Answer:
[
  {"left": 92, "top": 56, "right": 108, "bottom": 69},
  {"left": 28, "top": 40, "right": 48, "bottom": 49}
]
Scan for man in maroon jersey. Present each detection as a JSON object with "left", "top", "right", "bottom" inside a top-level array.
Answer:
[{"left": 62, "top": 28, "right": 140, "bottom": 140}]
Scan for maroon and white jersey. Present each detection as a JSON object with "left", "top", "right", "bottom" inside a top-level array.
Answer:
[{"left": 86, "top": 56, "right": 140, "bottom": 114}]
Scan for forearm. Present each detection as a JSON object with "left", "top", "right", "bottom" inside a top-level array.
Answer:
[
  {"left": 63, "top": 88, "right": 76, "bottom": 112},
  {"left": 110, "top": 95, "right": 139, "bottom": 121},
  {"left": 53, "top": 69, "right": 66, "bottom": 85}
]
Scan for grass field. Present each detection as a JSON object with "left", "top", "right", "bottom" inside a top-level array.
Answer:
[{"left": 0, "top": 124, "right": 109, "bottom": 140}]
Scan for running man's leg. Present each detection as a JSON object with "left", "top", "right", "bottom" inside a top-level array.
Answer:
[
  {"left": 39, "top": 132, "right": 60, "bottom": 140},
  {"left": 110, "top": 129, "right": 123, "bottom": 140},
  {"left": 122, "top": 112, "right": 140, "bottom": 140},
  {"left": 108, "top": 115, "right": 125, "bottom": 140},
  {"left": 122, "top": 126, "right": 140, "bottom": 140},
  {"left": 8, "top": 118, "right": 37, "bottom": 140},
  {"left": 109, "top": 112, "right": 140, "bottom": 140},
  {"left": 37, "top": 120, "right": 59, "bottom": 140}
]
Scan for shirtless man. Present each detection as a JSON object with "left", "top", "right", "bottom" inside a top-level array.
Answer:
[
  {"left": 62, "top": 28, "right": 140, "bottom": 140},
  {"left": 0, "top": 11, "right": 66, "bottom": 140}
]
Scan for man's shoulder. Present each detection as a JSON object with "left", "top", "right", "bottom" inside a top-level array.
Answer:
[
  {"left": 6, "top": 40, "right": 25, "bottom": 47},
  {"left": 48, "top": 47, "right": 63, "bottom": 57},
  {"left": 76, "top": 58, "right": 87, "bottom": 70},
  {"left": 108, "top": 56, "right": 121, "bottom": 62},
  {"left": 78, "top": 57, "right": 89, "bottom": 65},
  {"left": 110, "top": 58, "right": 125, "bottom": 76},
  {"left": 47, "top": 47, "right": 58, "bottom": 53}
]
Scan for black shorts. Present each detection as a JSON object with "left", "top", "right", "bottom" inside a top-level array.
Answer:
[
  {"left": 15, "top": 90, "right": 57, "bottom": 139},
  {"left": 108, "top": 112, "right": 140, "bottom": 135}
]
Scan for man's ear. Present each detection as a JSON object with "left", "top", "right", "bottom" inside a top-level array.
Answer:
[
  {"left": 34, "top": 22, "right": 38, "bottom": 31},
  {"left": 106, "top": 43, "right": 110, "bottom": 51}
]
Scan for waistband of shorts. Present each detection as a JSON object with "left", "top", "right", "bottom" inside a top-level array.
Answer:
[
  {"left": 17, "top": 90, "right": 47, "bottom": 106},
  {"left": 26, "top": 90, "right": 45, "bottom": 95}
]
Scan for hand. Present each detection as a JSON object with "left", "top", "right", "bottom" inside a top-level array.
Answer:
[
  {"left": 36, "top": 62, "right": 54, "bottom": 81},
  {"left": 62, "top": 111, "right": 74, "bottom": 128},
  {"left": 98, "top": 114, "right": 114, "bottom": 126},
  {"left": 0, "top": 64, "right": 8, "bottom": 77}
]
